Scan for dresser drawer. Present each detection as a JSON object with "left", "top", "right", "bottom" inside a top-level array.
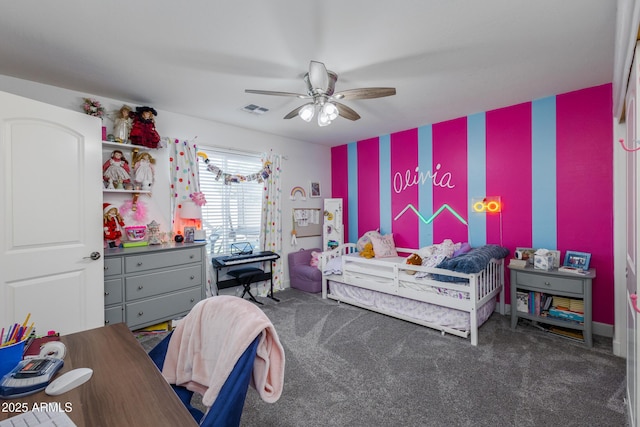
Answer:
[
  {"left": 104, "top": 306, "right": 123, "bottom": 325},
  {"left": 126, "top": 287, "right": 201, "bottom": 329},
  {"left": 104, "top": 278, "right": 123, "bottom": 305},
  {"left": 515, "top": 271, "right": 583, "bottom": 294},
  {"left": 124, "top": 247, "right": 202, "bottom": 273},
  {"left": 104, "top": 257, "right": 123, "bottom": 277},
  {"left": 125, "top": 265, "right": 202, "bottom": 301}
]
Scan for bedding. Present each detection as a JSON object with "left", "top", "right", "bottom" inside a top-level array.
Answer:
[{"left": 320, "top": 242, "right": 507, "bottom": 346}]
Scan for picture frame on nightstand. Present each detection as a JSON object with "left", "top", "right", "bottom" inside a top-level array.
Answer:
[{"left": 563, "top": 251, "right": 591, "bottom": 270}]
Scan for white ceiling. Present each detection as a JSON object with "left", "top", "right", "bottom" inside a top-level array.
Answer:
[{"left": 0, "top": 1, "right": 616, "bottom": 147}]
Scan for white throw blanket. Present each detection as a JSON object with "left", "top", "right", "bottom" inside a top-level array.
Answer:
[{"left": 161, "top": 296, "right": 285, "bottom": 406}]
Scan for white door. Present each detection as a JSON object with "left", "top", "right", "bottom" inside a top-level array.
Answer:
[
  {"left": 0, "top": 91, "right": 104, "bottom": 335},
  {"left": 627, "top": 45, "right": 640, "bottom": 427}
]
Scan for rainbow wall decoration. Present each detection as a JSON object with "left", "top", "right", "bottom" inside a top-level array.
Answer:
[
  {"left": 290, "top": 186, "right": 307, "bottom": 201},
  {"left": 330, "top": 84, "right": 614, "bottom": 325}
]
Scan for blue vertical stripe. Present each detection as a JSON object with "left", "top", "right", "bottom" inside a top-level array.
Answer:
[
  {"left": 347, "top": 142, "right": 359, "bottom": 243},
  {"left": 417, "top": 125, "right": 434, "bottom": 246},
  {"left": 467, "top": 113, "right": 487, "bottom": 246},
  {"left": 531, "top": 96, "right": 557, "bottom": 249},
  {"left": 379, "top": 135, "right": 392, "bottom": 234}
]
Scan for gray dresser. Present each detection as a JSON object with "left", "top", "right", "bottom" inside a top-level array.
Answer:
[{"left": 104, "top": 242, "right": 207, "bottom": 330}]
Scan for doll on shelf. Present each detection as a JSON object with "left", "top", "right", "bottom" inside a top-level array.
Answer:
[
  {"left": 133, "top": 151, "right": 155, "bottom": 190},
  {"left": 129, "top": 106, "right": 160, "bottom": 148},
  {"left": 103, "top": 203, "right": 125, "bottom": 247},
  {"left": 113, "top": 105, "right": 133, "bottom": 143},
  {"left": 103, "top": 149, "right": 131, "bottom": 188}
]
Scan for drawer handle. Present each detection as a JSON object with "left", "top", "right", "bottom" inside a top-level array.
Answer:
[
  {"left": 138, "top": 311, "right": 144, "bottom": 316},
  {"left": 190, "top": 255, "right": 194, "bottom": 259},
  {"left": 104, "top": 292, "right": 110, "bottom": 296},
  {"left": 137, "top": 262, "right": 143, "bottom": 266},
  {"left": 190, "top": 275, "right": 195, "bottom": 280},
  {"left": 104, "top": 266, "right": 108, "bottom": 271},
  {"left": 105, "top": 320, "right": 110, "bottom": 324},
  {"left": 190, "top": 298, "right": 195, "bottom": 302},
  {"left": 544, "top": 281, "right": 551, "bottom": 286},
  {"left": 138, "top": 286, "right": 144, "bottom": 290}
]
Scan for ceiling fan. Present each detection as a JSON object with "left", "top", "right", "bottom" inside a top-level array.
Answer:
[{"left": 245, "top": 61, "right": 396, "bottom": 126}]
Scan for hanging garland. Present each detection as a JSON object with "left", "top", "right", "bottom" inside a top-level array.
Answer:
[{"left": 196, "top": 152, "right": 272, "bottom": 185}]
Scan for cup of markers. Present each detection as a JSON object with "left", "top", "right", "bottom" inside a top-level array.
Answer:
[{"left": 0, "top": 314, "right": 34, "bottom": 378}]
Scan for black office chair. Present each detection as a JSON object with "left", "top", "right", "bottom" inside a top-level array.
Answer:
[{"left": 227, "top": 267, "right": 264, "bottom": 305}]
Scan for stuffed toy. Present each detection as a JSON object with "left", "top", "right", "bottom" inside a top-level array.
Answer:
[
  {"left": 129, "top": 106, "right": 160, "bottom": 148},
  {"left": 405, "top": 253, "right": 423, "bottom": 275},
  {"left": 359, "top": 242, "right": 375, "bottom": 259}
]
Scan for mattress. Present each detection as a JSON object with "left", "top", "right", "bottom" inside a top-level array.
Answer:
[{"left": 327, "top": 280, "right": 496, "bottom": 331}]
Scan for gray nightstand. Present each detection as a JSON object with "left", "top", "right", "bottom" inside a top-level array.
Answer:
[{"left": 509, "top": 265, "right": 595, "bottom": 347}]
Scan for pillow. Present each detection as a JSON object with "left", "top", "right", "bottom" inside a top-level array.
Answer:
[
  {"left": 310, "top": 251, "right": 320, "bottom": 268},
  {"left": 356, "top": 230, "right": 381, "bottom": 252},
  {"left": 453, "top": 242, "right": 472, "bottom": 257},
  {"left": 370, "top": 233, "right": 398, "bottom": 258}
]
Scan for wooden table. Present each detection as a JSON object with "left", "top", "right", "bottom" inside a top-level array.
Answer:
[{"left": 0, "top": 323, "right": 197, "bottom": 426}]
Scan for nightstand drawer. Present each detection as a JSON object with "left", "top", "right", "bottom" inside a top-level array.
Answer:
[
  {"left": 125, "top": 247, "right": 202, "bottom": 273},
  {"left": 515, "top": 272, "right": 583, "bottom": 294},
  {"left": 104, "top": 306, "right": 123, "bottom": 325}
]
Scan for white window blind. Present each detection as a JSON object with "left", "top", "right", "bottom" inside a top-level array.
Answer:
[{"left": 198, "top": 148, "right": 263, "bottom": 255}]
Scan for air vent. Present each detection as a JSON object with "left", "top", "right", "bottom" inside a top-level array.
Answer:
[{"left": 242, "top": 104, "right": 269, "bottom": 115}]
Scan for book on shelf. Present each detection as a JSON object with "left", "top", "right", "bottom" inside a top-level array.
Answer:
[
  {"left": 516, "top": 291, "right": 529, "bottom": 312},
  {"left": 548, "top": 307, "right": 584, "bottom": 323},
  {"left": 547, "top": 326, "right": 584, "bottom": 341}
]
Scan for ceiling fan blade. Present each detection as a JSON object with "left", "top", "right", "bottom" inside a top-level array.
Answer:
[
  {"left": 308, "top": 61, "right": 329, "bottom": 92},
  {"left": 334, "top": 102, "right": 361, "bottom": 121},
  {"left": 333, "top": 87, "right": 396, "bottom": 100},
  {"left": 245, "top": 89, "right": 309, "bottom": 99},
  {"left": 283, "top": 105, "right": 306, "bottom": 119}
]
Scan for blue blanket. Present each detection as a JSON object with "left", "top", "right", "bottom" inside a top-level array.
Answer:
[{"left": 433, "top": 244, "right": 510, "bottom": 282}]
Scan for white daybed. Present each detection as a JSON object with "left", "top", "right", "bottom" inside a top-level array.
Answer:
[{"left": 320, "top": 243, "right": 506, "bottom": 346}]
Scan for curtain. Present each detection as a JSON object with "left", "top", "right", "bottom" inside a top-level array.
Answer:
[
  {"left": 169, "top": 137, "right": 200, "bottom": 234},
  {"left": 259, "top": 151, "right": 283, "bottom": 294}
]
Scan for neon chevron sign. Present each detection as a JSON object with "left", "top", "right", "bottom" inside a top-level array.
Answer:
[{"left": 393, "top": 204, "right": 468, "bottom": 226}]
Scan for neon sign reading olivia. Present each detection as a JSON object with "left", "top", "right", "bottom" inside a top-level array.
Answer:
[{"left": 393, "top": 164, "right": 455, "bottom": 193}]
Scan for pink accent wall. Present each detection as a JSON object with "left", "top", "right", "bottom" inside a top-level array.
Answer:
[
  {"left": 330, "top": 84, "right": 614, "bottom": 325},
  {"left": 331, "top": 144, "right": 350, "bottom": 240},
  {"left": 556, "top": 85, "right": 614, "bottom": 324},
  {"left": 391, "top": 129, "right": 419, "bottom": 249},
  {"left": 486, "top": 103, "right": 533, "bottom": 248},
  {"left": 432, "top": 118, "right": 469, "bottom": 244},
  {"left": 357, "top": 138, "right": 381, "bottom": 237}
]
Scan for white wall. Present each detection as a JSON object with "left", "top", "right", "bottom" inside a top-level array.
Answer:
[{"left": 0, "top": 75, "right": 332, "bottom": 286}]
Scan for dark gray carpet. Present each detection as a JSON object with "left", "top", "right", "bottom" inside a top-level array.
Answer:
[{"left": 140, "top": 289, "right": 628, "bottom": 427}]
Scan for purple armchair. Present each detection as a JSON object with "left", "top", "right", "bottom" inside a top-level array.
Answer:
[{"left": 288, "top": 248, "right": 322, "bottom": 293}]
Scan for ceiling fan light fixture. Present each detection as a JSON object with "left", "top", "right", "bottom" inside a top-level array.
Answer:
[
  {"left": 322, "top": 102, "right": 339, "bottom": 121},
  {"left": 317, "top": 111, "right": 332, "bottom": 127},
  {"left": 298, "top": 104, "right": 315, "bottom": 122}
]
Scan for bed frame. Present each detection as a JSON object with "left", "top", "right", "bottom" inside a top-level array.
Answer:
[{"left": 320, "top": 243, "right": 505, "bottom": 346}]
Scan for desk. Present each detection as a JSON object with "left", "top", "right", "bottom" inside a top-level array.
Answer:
[{"left": 0, "top": 323, "right": 197, "bottom": 426}]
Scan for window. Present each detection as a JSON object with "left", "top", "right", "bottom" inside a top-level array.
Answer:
[{"left": 198, "top": 148, "right": 263, "bottom": 255}]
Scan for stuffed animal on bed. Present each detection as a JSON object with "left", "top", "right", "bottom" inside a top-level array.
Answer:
[
  {"left": 359, "top": 242, "right": 375, "bottom": 259},
  {"left": 405, "top": 253, "right": 422, "bottom": 275}
]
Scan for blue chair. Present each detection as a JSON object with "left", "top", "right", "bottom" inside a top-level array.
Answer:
[{"left": 149, "top": 331, "right": 260, "bottom": 427}]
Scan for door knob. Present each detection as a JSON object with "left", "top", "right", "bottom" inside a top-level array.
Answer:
[{"left": 84, "top": 252, "right": 101, "bottom": 261}]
